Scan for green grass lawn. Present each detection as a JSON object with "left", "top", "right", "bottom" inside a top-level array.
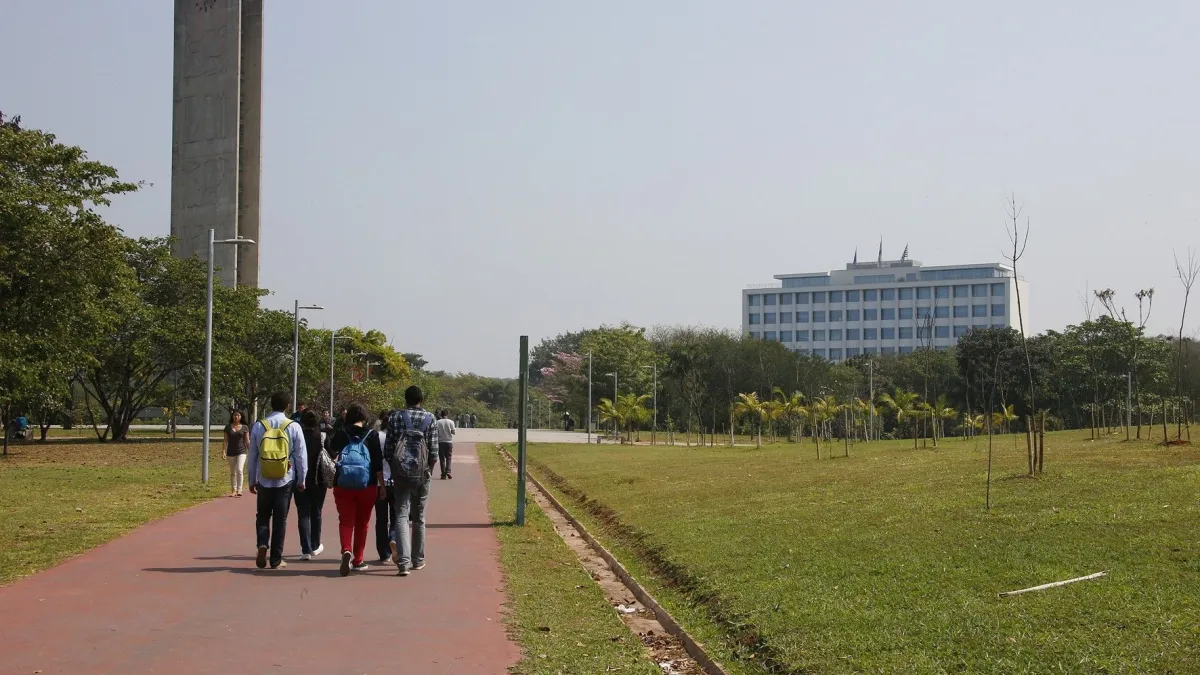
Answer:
[
  {"left": 0, "top": 441, "right": 227, "bottom": 585},
  {"left": 526, "top": 431, "right": 1200, "bottom": 674},
  {"left": 477, "top": 444, "right": 660, "bottom": 674}
]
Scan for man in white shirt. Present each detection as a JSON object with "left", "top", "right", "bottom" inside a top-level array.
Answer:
[
  {"left": 247, "top": 392, "right": 308, "bottom": 570},
  {"left": 434, "top": 410, "right": 457, "bottom": 479}
]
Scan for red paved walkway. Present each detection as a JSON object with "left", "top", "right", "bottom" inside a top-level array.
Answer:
[{"left": 0, "top": 443, "right": 520, "bottom": 674}]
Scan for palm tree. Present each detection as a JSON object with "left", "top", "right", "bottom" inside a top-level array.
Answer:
[
  {"left": 933, "top": 394, "right": 957, "bottom": 443},
  {"left": 732, "top": 392, "right": 766, "bottom": 448},
  {"left": 773, "top": 388, "right": 806, "bottom": 442},
  {"left": 852, "top": 397, "right": 870, "bottom": 441},
  {"left": 992, "top": 404, "right": 1018, "bottom": 434},
  {"left": 614, "top": 393, "right": 651, "bottom": 443},
  {"left": 762, "top": 399, "right": 783, "bottom": 443},
  {"left": 879, "top": 388, "right": 922, "bottom": 450},
  {"left": 597, "top": 398, "right": 621, "bottom": 440}
]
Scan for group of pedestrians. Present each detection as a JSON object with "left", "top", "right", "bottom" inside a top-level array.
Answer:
[{"left": 225, "top": 386, "right": 456, "bottom": 576}]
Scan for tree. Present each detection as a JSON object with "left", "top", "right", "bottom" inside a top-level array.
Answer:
[
  {"left": 732, "top": 392, "right": 766, "bottom": 448},
  {"left": 1005, "top": 194, "right": 1039, "bottom": 473},
  {"left": 1172, "top": 250, "right": 1198, "bottom": 441},
  {"left": 773, "top": 388, "right": 805, "bottom": 442},
  {"left": 879, "top": 388, "right": 922, "bottom": 449},
  {"left": 401, "top": 353, "right": 428, "bottom": 372}
]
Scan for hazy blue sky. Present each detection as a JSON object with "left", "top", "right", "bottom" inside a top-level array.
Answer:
[{"left": 5, "top": 2, "right": 1200, "bottom": 375}]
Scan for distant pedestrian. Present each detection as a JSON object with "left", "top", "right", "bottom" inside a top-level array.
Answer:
[
  {"left": 294, "top": 410, "right": 328, "bottom": 560},
  {"left": 329, "top": 402, "right": 384, "bottom": 576},
  {"left": 374, "top": 410, "right": 397, "bottom": 563},
  {"left": 319, "top": 411, "right": 334, "bottom": 438},
  {"left": 222, "top": 410, "right": 250, "bottom": 497},
  {"left": 434, "top": 410, "right": 456, "bottom": 479},
  {"left": 291, "top": 403, "right": 307, "bottom": 424},
  {"left": 384, "top": 386, "right": 439, "bottom": 576},
  {"left": 247, "top": 392, "right": 308, "bottom": 570},
  {"left": 470, "top": 413, "right": 478, "bottom": 429}
]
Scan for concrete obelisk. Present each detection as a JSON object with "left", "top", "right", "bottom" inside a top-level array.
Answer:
[{"left": 170, "top": 0, "right": 262, "bottom": 288}]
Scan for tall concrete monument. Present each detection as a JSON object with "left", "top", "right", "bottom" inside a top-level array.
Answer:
[{"left": 170, "top": 0, "right": 262, "bottom": 287}]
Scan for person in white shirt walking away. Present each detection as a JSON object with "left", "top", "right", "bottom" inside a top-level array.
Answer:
[
  {"left": 246, "top": 392, "right": 308, "bottom": 570},
  {"left": 434, "top": 410, "right": 456, "bottom": 479}
]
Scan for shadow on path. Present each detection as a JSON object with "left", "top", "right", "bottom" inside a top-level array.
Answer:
[{"left": 143, "top": 565, "right": 344, "bottom": 578}]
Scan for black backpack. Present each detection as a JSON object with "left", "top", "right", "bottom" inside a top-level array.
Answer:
[{"left": 388, "top": 410, "right": 432, "bottom": 486}]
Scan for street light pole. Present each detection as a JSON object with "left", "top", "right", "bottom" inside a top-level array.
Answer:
[
  {"left": 605, "top": 372, "right": 618, "bottom": 438},
  {"left": 642, "top": 364, "right": 657, "bottom": 444},
  {"left": 587, "top": 352, "right": 593, "bottom": 445},
  {"left": 202, "top": 229, "right": 255, "bottom": 484},
  {"left": 292, "top": 301, "right": 325, "bottom": 414}
]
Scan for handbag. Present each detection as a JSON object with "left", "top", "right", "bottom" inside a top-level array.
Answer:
[{"left": 317, "top": 448, "right": 338, "bottom": 488}]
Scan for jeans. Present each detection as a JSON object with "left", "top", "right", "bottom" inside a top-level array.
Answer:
[
  {"left": 438, "top": 443, "right": 453, "bottom": 477},
  {"left": 333, "top": 486, "right": 377, "bottom": 565},
  {"left": 255, "top": 483, "right": 293, "bottom": 566},
  {"left": 374, "top": 485, "right": 395, "bottom": 561},
  {"left": 392, "top": 478, "right": 430, "bottom": 569},
  {"left": 294, "top": 485, "right": 327, "bottom": 555}
]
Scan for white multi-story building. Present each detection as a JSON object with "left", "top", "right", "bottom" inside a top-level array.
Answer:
[{"left": 742, "top": 257, "right": 1029, "bottom": 361}]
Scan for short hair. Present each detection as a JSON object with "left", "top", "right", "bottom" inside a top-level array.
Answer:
[
  {"left": 300, "top": 410, "right": 318, "bottom": 429},
  {"left": 269, "top": 392, "right": 289, "bottom": 413},
  {"left": 404, "top": 385, "right": 424, "bottom": 407},
  {"left": 344, "top": 402, "right": 369, "bottom": 426}
]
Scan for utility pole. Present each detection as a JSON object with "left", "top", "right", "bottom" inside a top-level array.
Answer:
[
  {"left": 868, "top": 359, "right": 875, "bottom": 442},
  {"left": 587, "top": 352, "right": 593, "bottom": 445},
  {"left": 1127, "top": 372, "right": 1132, "bottom": 441}
]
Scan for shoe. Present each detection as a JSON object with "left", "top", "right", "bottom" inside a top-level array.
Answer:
[
  {"left": 340, "top": 551, "right": 352, "bottom": 577},
  {"left": 440, "top": 475, "right": 446, "bottom": 480},
  {"left": 270, "top": 560, "right": 287, "bottom": 570},
  {"left": 312, "top": 543, "right": 324, "bottom": 557},
  {"left": 389, "top": 540, "right": 399, "bottom": 565},
  {"left": 256, "top": 547, "right": 267, "bottom": 569},
  {"left": 227, "top": 492, "right": 236, "bottom": 497},
  {"left": 299, "top": 553, "right": 311, "bottom": 561},
  {"left": 397, "top": 566, "right": 409, "bottom": 577},
  {"left": 447, "top": 474, "right": 453, "bottom": 479},
  {"left": 413, "top": 561, "right": 427, "bottom": 571},
  {"left": 236, "top": 492, "right": 243, "bottom": 498},
  {"left": 352, "top": 562, "right": 370, "bottom": 572}
]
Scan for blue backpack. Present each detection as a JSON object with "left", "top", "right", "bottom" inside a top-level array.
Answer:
[{"left": 336, "top": 429, "right": 374, "bottom": 489}]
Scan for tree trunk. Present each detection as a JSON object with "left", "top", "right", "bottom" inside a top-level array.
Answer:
[
  {"left": 1163, "top": 399, "right": 1169, "bottom": 444},
  {"left": 1025, "top": 415, "right": 1034, "bottom": 476}
]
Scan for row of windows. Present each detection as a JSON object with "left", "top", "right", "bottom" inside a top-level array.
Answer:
[
  {"left": 800, "top": 345, "right": 951, "bottom": 360},
  {"left": 748, "top": 324, "right": 1008, "bottom": 342},
  {"left": 748, "top": 304, "right": 1005, "bottom": 324},
  {"left": 748, "top": 283, "right": 1005, "bottom": 306}
]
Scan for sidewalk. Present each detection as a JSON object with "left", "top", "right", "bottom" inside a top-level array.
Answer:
[{"left": 0, "top": 443, "right": 520, "bottom": 675}]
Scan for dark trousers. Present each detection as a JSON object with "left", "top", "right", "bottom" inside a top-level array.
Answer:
[
  {"left": 374, "top": 484, "right": 396, "bottom": 561},
  {"left": 294, "top": 485, "right": 327, "bottom": 554},
  {"left": 255, "top": 483, "right": 293, "bottom": 565},
  {"left": 438, "top": 442, "right": 453, "bottom": 477}
]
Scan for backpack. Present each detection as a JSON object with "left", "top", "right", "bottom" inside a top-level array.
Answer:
[
  {"left": 257, "top": 418, "right": 294, "bottom": 480},
  {"left": 389, "top": 409, "right": 432, "bottom": 486},
  {"left": 336, "top": 429, "right": 374, "bottom": 489}
]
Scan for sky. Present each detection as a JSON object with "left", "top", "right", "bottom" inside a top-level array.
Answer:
[{"left": 4, "top": 1, "right": 1200, "bottom": 376}]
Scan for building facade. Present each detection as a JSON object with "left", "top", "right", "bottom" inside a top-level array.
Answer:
[{"left": 742, "top": 258, "right": 1029, "bottom": 361}]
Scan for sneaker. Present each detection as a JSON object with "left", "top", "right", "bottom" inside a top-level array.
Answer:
[
  {"left": 413, "top": 561, "right": 427, "bottom": 571},
  {"left": 299, "top": 553, "right": 311, "bottom": 561},
  {"left": 440, "top": 474, "right": 446, "bottom": 480},
  {"left": 340, "top": 551, "right": 352, "bottom": 577},
  {"left": 389, "top": 540, "right": 399, "bottom": 565},
  {"left": 312, "top": 543, "right": 324, "bottom": 557},
  {"left": 447, "top": 474, "right": 453, "bottom": 479},
  {"left": 270, "top": 560, "right": 287, "bottom": 570},
  {"left": 256, "top": 546, "right": 267, "bottom": 569},
  {"left": 352, "top": 562, "right": 370, "bottom": 572},
  {"left": 397, "top": 566, "right": 409, "bottom": 577},
  {"left": 235, "top": 492, "right": 243, "bottom": 498}
]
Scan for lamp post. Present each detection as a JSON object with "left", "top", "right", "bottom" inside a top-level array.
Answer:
[
  {"left": 329, "top": 333, "right": 350, "bottom": 415},
  {"left": 202, "top": 229, "right": 255, "bottom": 484},
  {"left": 586, "top": 352, "right": 593, "bottom": 444},
  {"left": 292, "top": 301, "right": 325, "bottom": 414},
  {"left": 642, "top": 364, "right": 657, "bottom": 444},
  {"left": 605, "top": 372, "right": 617, "bottom": 438}
]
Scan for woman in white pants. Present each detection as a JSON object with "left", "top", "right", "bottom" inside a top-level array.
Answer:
[{"left": 222, "top": 410, "right": 250, "bottom": 497}]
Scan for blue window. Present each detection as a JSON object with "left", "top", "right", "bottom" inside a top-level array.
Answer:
[
  {"left": 829, "top": 310, "right": 843, "bottom": 322},
  {"left": 779, "top": 312, "right": 792, "bottom": 323},
  {"left": 847, "top": 347, "right": 861, "bottom": 357},
  {"left": 813, "top": 292, "right": 827, "bottom": 304},
  {"left": 829, "top": 329, "right": 843, "bottom": 341},
  {"left": 748, "top": 313, "right": 760, "bottom": 325},
  {"left": 991, "top": 283, "right": 1005, "bottom": 297},
  {"left": 864, "top": 346, "right": 878, "bottom": 354},
  {"left": 953, "top": 325, "right": 969, "bottom": 337},
  {"left": 972, "top": 284, "right": 988, "bottom": 297},
  {"left": 796, "top": 311, "right": 810, "bottom": 323},
  {"left": 935, "top": 286, "right": 951, "bottom": 299},
  {"left": 899, "top": 288, "right": 914, "bottom": 300},
  {"left": 829, "top": 348, "right": 843, "bottom": 360},
  {"left": 780, "top": 330, "right": 794, "bottom": 342},
  {"left": 812, "top": 348, "right": 826, "bottom": 359},
  {"left": 764, "top": 312, "right": 776, "bottom": 324},
  {"left": 846, "top": 290, "right": 861, "bottom": 302},
  {"left": 899, "top": 307, "right": 914, "bottom": 320},
  {"left": 864, "top": 328, "right": 878, "bottom": 340},
  {"left": 881, "top": 346, "right": 895, "bottom": 354},
  {"left": 935, "top": 325, "right": 950, "bottom": 339},
  {"left": 881, "top": 308, "right": 896, "bottom": 320},
  {"left": 918, "top": 326, "right": 931, "bottom": 339},
  {"left": 953, "top": 285, "right": 969, "bottom": 298},
  {"left": 846, "top": 328, "right": 860, "bottom": 340},
  {"left": 748, "top": 295, "right": 761, "bottom": 306},
  {"left": 917, "top": 287, "right": 931, "bottom": 300},
  {"left": 813, "top": 330, "right": 826, "bottom": 341},
  {"left": 764, "top": 331, "right": 777, "bottom": 340},
  {"left": 864, "top": 308, "right": 878, "bottom": 321},
  {"left": 899, "top": 346, "right": 913, "bottom": 354},
  {"left": 992, "top": 303, "right": 1005, "bottom": 316},
  {"left": 765, "top": 294, "right": 777, "bottom": 305},
  {"left": 796, "top": 330, "right": 810, "bottom": 342},
  {"left": 846, "top": 309, "right": 860, "bottom": 321},
  {"left": 972, "top": 305, "right": 988, "bottom": 318},
  {"left": 881, "top": 327, "right": 896, "bottom": 340},
  {"left": 934, "top": 306, "right": 949, "bottom": 319},
  {"left": 953, "top": 305, "right": 969, "bottom": 318},
  {"left": 864, "top": 289, "right": 878, "bottom": 301},
  {"left": 916, "top": 307, "right": 930, "bottom": 320},
  {"left": 899, "top": 326, "right": 914, "bottom": 339},
  {"left": 829, "top": 290, "right": 843, "bottom": 302},
  {"left": 796, "top": 293, "right": 810, "bottom": 305},
  {"left": 780, "top": 293, "right": 793, "bottom": 305},
  {"left": 881, "top": 288, "right": 896, "bottom": 301},
  {"left": 812, "top": 311, "right": 826, "bottom": 322},
  {"left": 750, "top": 331, "right": 760, "bottom": 339}
]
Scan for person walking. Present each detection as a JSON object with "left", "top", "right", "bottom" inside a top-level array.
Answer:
[
  {"left": 222, "top": 410, "right": 250, "bottom": 497},
  {"left": 384, "top": 386, "right": 439, "bottom": 577},
  {"left": 294, "top": 410, "right": 328, "bottom": 560},
  {"left": 434, "top": 410, "right": 456, "bottom": 479},
  {"left": 373, "top": 410, "right": 396, "bottom": 563},
  {"left": 247, "top": 392, "right": 308, "bottom": 570},
  {"left": 329, "top": 403, "right": 384, "bottom": 576}
]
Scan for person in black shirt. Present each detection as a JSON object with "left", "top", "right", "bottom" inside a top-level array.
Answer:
[
  {"left": 222, "top": 410, "right": 250, "bottom": 497},
  {"left": 329, "top": 403, "right": 384, "bottom": 576},
  {"left": 295, "top": 410, "right": 329, "bottom": 560}
]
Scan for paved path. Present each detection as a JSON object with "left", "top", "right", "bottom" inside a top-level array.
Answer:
[{"left": 0, "top": 443, "right": 520, "bottom": 675}]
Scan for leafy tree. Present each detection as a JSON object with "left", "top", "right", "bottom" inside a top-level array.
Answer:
[
  {"left": 879, "top": 388, "right": 922, "bottom": 449},
  {"left": 732, "top": 392, "right": 766, "bottom": 448}
]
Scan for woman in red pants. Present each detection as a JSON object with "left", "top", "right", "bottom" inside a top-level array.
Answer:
[{"left": 328, "top": 403, "right": 384, "bottom": 576}]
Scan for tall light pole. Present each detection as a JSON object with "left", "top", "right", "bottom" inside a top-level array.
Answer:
[
  {"left": 586, "top": 352, "right": 593, "bottom": 444},
  {"left": 605, "top": 372, "right": 617, "bottom": 438},
  {"left": 292, "top": 301, "right": 324, "bottom": 414},
  {"left": 202, "top": 229, "right": 255, "bottom": 484},
  {"left": 329, "top": 333, "right": 350, "bottom": 415},
  {"left": 642, "top": 364, "right": 657, "bottom": 444}
]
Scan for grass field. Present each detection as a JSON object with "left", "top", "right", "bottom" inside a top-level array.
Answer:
[
  {"left": 0, "top": 442, "right": 226, "bottom": 585},
  {"left": 477, "top": 444, "right": 660, "bottom": 674},
  {"left": 525, "top": 431, "right": 1200, "bottom": 674}
]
